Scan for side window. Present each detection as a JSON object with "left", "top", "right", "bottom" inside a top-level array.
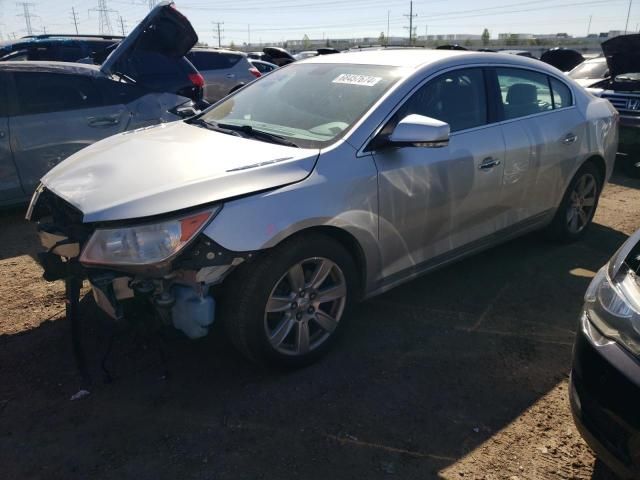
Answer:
[
  {"left": 496, "top": 68, "right": 553, "bottom": 120},
  {"left": 550, "top": 78, "right": 573, "bottom": 109},
  {"left": 187, "top": 51, "right": 242, "bottom": 71},
  {"left": 14, "top": 72, "right": 103, "bottom": 115},
  {"left": 397, "top": 68, "right": 487, "bottom": 132}
]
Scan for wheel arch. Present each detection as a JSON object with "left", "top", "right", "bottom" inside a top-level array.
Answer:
[
  {"left": 583, "top": 154, "right": 607, "bottom": 187},
  {"left": 272, "top": 225, "right": 368, "bottom": 300}
]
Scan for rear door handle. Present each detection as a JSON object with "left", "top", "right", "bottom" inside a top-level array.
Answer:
[
  {"left": 563, "top": 133, "right": 578, "bottom": 145},
  {"left": 479, "top": 157, "right": 501, "bottom": 170},
  {"left": 225, "top": 73, "right": 236, "bottom": 79},
  {"left": 88, "top": 116, "right": 120, "bottom": 127}
]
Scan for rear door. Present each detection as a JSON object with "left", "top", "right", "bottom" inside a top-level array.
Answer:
[
  {"left": 9, "top": 71, "right": 128, "bottom": 196},
  {"left": 493, "top": 68, "right": 584, "bottom": 228},
  {"left": 0, "top": 72, "right": 23, "bottom": 204}
]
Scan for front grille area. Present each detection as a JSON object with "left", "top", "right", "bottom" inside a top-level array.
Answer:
[{"left": 602, "top": 92, "right": 640, "bottom": 117}]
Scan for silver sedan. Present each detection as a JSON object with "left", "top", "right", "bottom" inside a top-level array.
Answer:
[{"left": 29, "top": 49, "right": 619, "bottom": 367}]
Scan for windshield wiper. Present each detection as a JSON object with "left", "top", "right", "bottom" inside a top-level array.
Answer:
[
  {"left": 189, "top": 118, "right": 243, "bottom": 137},
  {"left": 216, "top": 122, "right": 299, "bottom": 148}
]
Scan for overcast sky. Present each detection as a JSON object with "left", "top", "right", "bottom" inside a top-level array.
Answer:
[{"left": 2, "top": 0, "right": 638, "bottom": 45}]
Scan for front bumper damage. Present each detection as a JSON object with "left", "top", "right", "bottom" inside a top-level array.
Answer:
[{"left": 28, "top": 187, "right": 253, "bottom": 340}]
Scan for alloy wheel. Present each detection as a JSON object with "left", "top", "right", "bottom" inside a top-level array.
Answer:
[
  {"left": 264, "top": 257, "right": 347, "bottom": 356},
  {"left": 566, "top": 173, "right": 597, "bottom": 234}
]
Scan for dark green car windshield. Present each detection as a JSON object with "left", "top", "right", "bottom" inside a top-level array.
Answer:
[{"left": 199, "top": 63, "right": 404, "bottom": 148}]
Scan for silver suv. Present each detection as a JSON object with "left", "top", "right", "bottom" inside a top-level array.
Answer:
[{"left": 186, "top": 49, "right": 260, "bottom": 103}]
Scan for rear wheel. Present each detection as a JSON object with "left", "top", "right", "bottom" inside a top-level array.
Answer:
[
  {"left": 548, "top": 162, "right": 602, "bottom": 242},
  {"left": 221, "top": 234, "right": 357, "bottom": 367}
]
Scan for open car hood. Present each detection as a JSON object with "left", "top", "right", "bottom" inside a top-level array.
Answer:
[
  {"left": 40, "top": 121, "right": 319, "bottom": 223},
  {"left": 601, "top": 34, "right": 640, "bottom": 78},
  {"left": 101, "top": 1, "right": 197, "bottom": 80},
  {"left": 540, "top": 48, "right": 584, "bottom": 72}
]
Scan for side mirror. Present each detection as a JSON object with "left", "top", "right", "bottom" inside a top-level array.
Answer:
[{"left": 389, "top": 114, "right": 450, "bottom": 148}]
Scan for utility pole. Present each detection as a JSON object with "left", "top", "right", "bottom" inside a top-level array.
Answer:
[
  {"left": 586, "top": 14, "right": 592, "bottom": 36},
  {"left": 119, "top": 15, "right": 126, "bottom": 36},
  {"left": 148, "top": 0, "right": 157, "bottom": 9},
  {"left": 17, "top": 2, "right": 35, "bottom": 36},
  {"left": 212, "top": 21, "right": 224, "bottom": 47},
  {"left": 248, "top": 24, "right": 250, "bottom": 46},
  {"left": 625, "top": 0, "right": 633, "bottom": 33},
  {"left": 71, "top": 7, "right": 79, "bottom": 34},
  {"left": 386, "top": 10, "right": 390, "bottom": 44},
  {"left": 90, "top": 0, "right": 116, "bottom": 36},
  {"left": 403, "top": 1, "right": 417, "bottom": 45}
]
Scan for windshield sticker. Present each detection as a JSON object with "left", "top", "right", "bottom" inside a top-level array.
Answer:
[{"left": 332, "top": 74, "right": 382, "bottom": 87}]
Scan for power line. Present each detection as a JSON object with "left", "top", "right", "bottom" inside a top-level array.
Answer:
[
  {"left": 403, "top": 0, "right": 417, "bottom": 44},
  {"left": 90, "top": 0, "right": 117, "bottom": 35},
  {"left": 17, "top": 2, "right": 35, "bottom": 35},
  {"left": 119, "top": 14, "right": 126, "bottom": 35},
  {"left": 624, "top": 0, "right": 633, "bottom": 33},
  {"left": 70, "top": 6, "right": 79, "bottom": 34},
  {"left": 212, "top": 20, "right": 223, "bottom": 47}
]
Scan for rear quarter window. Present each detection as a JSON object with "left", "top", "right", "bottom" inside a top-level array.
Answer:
[
  {"left": 187, "top": 51, "right": 242, "bottom": 70},
  {"left": 550, "top": 78, "right": 573, "bottom": 109}
]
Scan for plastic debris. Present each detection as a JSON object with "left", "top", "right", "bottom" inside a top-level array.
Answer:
[{"left": 70, "top": 389, "right": 90, "bottom": 401}]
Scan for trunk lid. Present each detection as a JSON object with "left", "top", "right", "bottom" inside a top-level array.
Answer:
[{"left": 101, "top": 1, "right": 197, "bottom": 82}]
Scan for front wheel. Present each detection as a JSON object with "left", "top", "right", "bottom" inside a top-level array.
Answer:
[
  {"left": 221, "top": 234, "right": 358, "bottom": 367},
  {"left": 548, "top": 162, "right": 602, "bottom": 242}
]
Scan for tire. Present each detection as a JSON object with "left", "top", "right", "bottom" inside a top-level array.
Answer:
[
  {"left": 221, "top": 233, "right": 358, "bottom": 368},
  {"left": 548, "top": 161, "right": 603, "bottom": 242}
]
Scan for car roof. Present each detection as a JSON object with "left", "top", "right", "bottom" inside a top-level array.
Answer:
[
  {"left": 301, "top": 48, "right": 552, "bottom": 72},
  {"left": 191, "top": 47, "right": 245, "bottom": 57},
  {"left": 0, "top": 61, "right": 102, "bottom": 76}
]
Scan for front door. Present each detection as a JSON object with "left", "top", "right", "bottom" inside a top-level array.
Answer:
[
  {"left": 372, "top": 68, "right": 505, "bottom": 280},
  {"left": 9, "top": 71, "right": 128, "bottom": 196}
]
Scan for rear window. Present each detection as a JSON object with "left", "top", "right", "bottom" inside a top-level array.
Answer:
[{"left": 187, "top": 51, "right": 242, "bottom": 70}]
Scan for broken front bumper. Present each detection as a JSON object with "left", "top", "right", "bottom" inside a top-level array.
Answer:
[{"left": 29, "top": 187, "right": 252, "bottom": 339}]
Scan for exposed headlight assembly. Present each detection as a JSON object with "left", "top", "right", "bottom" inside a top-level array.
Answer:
[
  {"left": 80, "top": 206, "right": 221, "bottom": 267},
  {"left": 585, "top": 230, "right": 640, "bottom": 355}
]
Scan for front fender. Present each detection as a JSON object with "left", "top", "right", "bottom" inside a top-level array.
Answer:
[{"left": 202, "top": 151, "right": 382, "bottom": 292}]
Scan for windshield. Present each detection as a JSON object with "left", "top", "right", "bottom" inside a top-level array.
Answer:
[
  {"left": 199, "top": 63, "right": 404, "bottom": 148},
  {"left": 569, "top": 58, "right": 609, "bottom": 79}
]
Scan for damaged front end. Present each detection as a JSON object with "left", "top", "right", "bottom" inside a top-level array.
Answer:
[{"left": 27, "top": 186, "right": 252, "bottom": 340}]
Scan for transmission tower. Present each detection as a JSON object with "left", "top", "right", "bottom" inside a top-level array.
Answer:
[
  {"left": 17, "top": 2, "right": 35, "bottom": 36},
  {"left": 90, "top": 0, "right": 116, "bottom": 35}
]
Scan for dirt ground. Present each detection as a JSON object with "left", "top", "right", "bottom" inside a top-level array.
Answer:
[{"left": 1, "top": 169, "right": 639, "bottom": 480}]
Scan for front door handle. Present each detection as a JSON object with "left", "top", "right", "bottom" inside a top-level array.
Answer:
[
  {"left": 479, "top": 157, "right": 501, "bottom": 170},
  {"left": 88, "top": 116, "right": 120, "bottom": 127},
  {"left": 0, "top": 131, "right": 5, "bottom": 139},
  {"left": 563, "top": 133, "right": 578, "bottom": 145}
]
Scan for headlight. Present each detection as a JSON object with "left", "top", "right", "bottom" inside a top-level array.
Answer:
[
  {"left": 585, "top": 264, "right": 640, "bottom": 355},
  {"left": 79, "top": 206, "right": 220, "bottom": 266}
]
